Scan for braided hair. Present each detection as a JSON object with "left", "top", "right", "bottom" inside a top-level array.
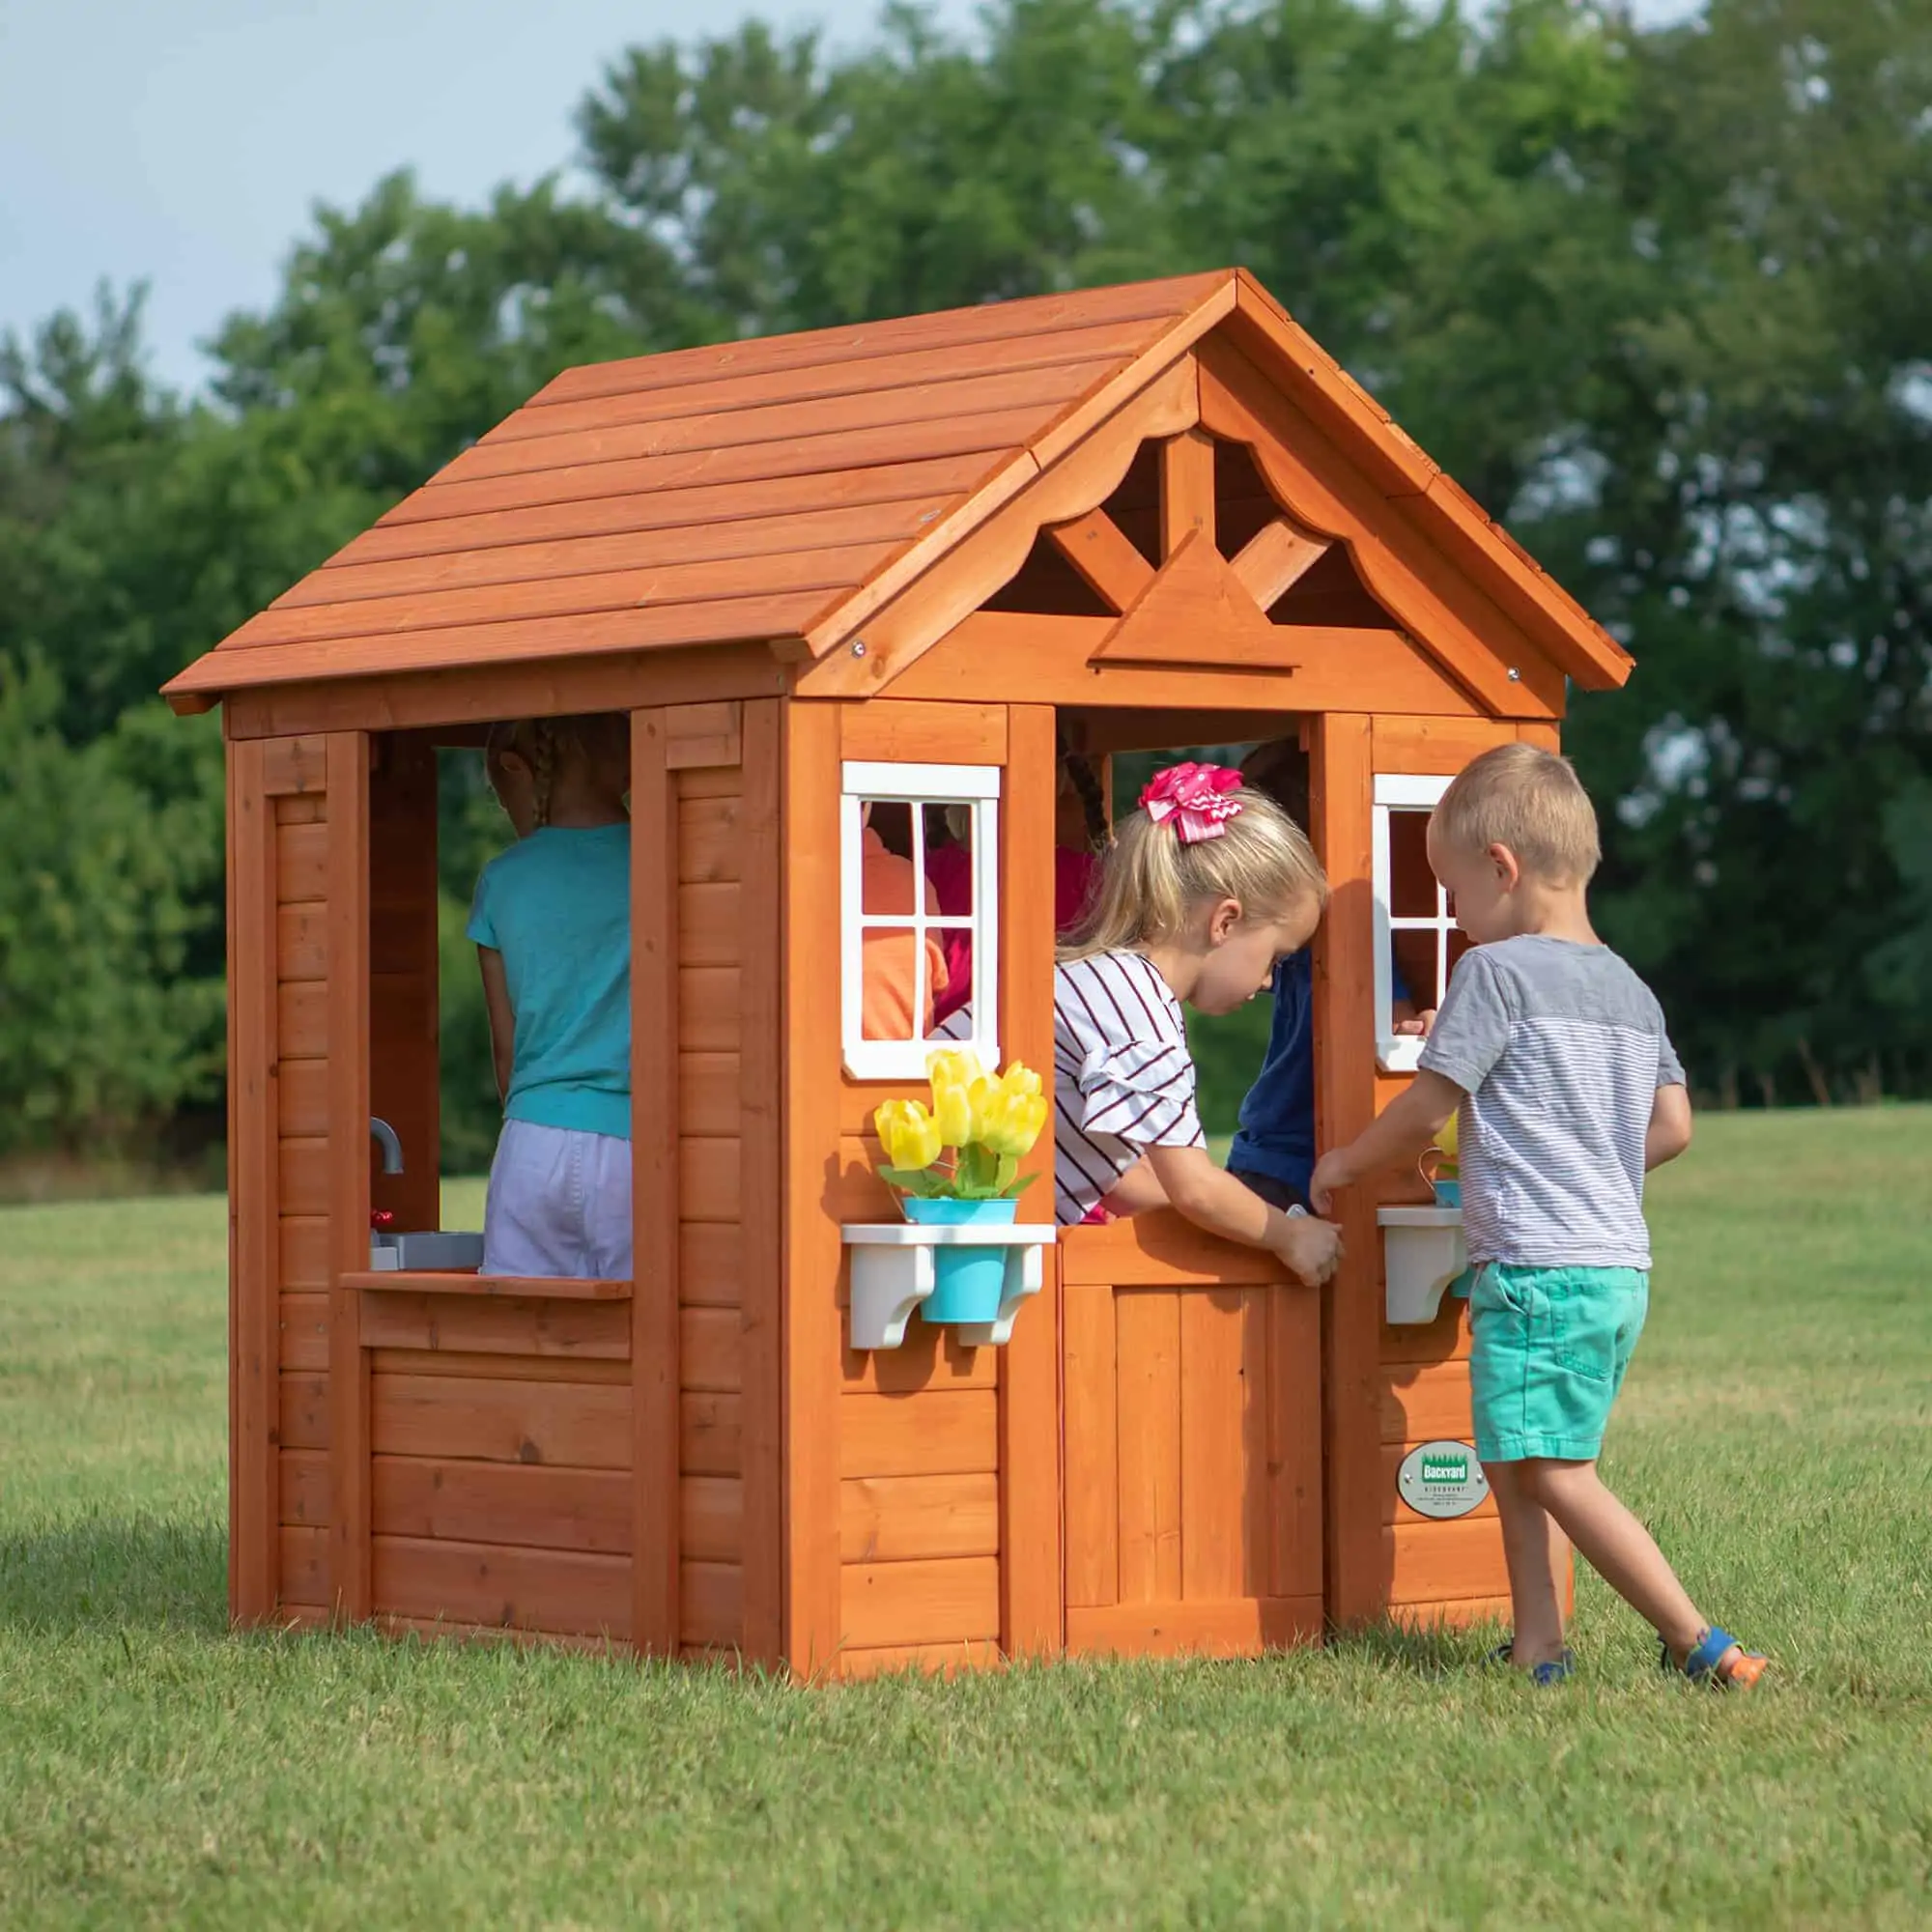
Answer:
[
  {"left": 1056, "top": 727, "right": 1111, "bottom": 853},
  {"left": 485, "top": 714, "right": 629, "bottom": 829}
]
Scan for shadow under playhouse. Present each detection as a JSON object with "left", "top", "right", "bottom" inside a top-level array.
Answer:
[{"left": 166, "top": 269, "right": 1633, "bottom": 1677}]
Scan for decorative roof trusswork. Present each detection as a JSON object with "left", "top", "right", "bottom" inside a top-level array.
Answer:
[{"left": 164, "top": 270, "right": 1631, "bottom": 710}]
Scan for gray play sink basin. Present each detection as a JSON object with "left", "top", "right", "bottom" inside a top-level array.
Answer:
[{"left": 367, "top": 1230, "right": 485, "bottom": 1271}]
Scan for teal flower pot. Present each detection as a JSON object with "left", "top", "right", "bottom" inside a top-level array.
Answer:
[
  {"left": 1433, "top": 1179, "right": 1462, "bottom": 1208},
  {"left": 902, "top": 1196, "right": 1019, "bottom": 1323}
]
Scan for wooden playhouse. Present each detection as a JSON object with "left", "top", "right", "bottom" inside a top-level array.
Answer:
[{"left": 165, "top": 270, "right": 1632, "bottom": 1677}]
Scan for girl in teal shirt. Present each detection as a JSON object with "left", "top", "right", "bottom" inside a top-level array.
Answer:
[{"left": 469, "top": 714, "right": 633, "bottom": 1278}]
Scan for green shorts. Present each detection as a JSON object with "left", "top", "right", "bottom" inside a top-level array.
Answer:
[{"left": 1468, "top": 1263, "right": 1648, "bottom": 1463}]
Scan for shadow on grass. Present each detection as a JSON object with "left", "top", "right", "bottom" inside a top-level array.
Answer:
[
  {"left": 1321, "top": 1615, "right": 1510, "bottom": 1680},
  {"left": 0, "top": 1512, "right": 226, "bottom": 1635}
]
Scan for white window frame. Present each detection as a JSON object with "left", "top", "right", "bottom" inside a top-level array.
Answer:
[
  {"left": 1372, "top": 773, "right": 1456, "bottom": 1073},
  {"left": 839, "top": 760, "right": 1001, "bottom": 1082}
]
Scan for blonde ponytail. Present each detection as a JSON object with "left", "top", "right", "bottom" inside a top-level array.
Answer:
[{"left": 1059, "top": 781, "right": 1326, "bottom": 961}]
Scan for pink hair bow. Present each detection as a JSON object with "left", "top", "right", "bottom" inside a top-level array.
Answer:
[{"left": 1139, "top": 762, "right": 1245, "bottom": 844}]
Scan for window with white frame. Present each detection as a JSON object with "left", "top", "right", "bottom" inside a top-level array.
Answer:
[
  {"left": 1372, "top": 774, "right": 1467, "bottom": 1072},
  {"left": 839, "top": 761, "right": 1000, "bottom": 1081}
]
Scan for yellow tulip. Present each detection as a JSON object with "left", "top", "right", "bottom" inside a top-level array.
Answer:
[
  {"left": 925, "top": 1047, "right": 985, "bottom": 1094},
  {"left": 998, "top": 1062, "right": 1043, "bottom": 1100},
  {"left": 977, "top": 1085, "right": 1048, "bottom": 1159},
  {"left": 1435, "top": 1110, "right": 1459, "bottom": 1164},
  {"left": 874, "top": 1098, "right": 943, "bottom": 1172}
]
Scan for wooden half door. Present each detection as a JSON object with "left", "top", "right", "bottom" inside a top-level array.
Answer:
[{"left": 1060, "top": 1216, "right": 1323, "bottom": 1657}]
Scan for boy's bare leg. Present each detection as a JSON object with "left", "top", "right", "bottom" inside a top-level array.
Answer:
[
  {"left": 1520, "top": 1459, "right": 1741, "bottom": 1670},
  {"left": 1486, "top": 1462, "right": 1567, "bottom": 1665}
]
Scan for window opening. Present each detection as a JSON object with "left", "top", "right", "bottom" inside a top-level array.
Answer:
[
  {"left": 841, "top": 760, "right": 1001, "bottom": 1081},
  {"left": 1373, "top": 773, "right": 1462, "bottom": 1071}
]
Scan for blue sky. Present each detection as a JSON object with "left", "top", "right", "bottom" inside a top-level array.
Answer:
[{"left": 2, "top": 0, "right": 1700, "bottom": 394}]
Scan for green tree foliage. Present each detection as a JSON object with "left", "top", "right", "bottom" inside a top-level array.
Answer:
[{"left": 1, "top": 0, "right": 1925, "bottom": 1164}]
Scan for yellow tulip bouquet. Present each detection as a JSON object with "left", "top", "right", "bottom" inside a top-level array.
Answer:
[{"left": 873, "top": 1050, "right": 1050, "bottom": 1203}]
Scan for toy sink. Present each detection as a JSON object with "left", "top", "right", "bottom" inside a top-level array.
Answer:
[
  {"left": 367, "top": 1230, "right": 485, "bottom": 1271},
  {"left": 1378, "top": 1206, "right": 1467, "bottom": 1324}
]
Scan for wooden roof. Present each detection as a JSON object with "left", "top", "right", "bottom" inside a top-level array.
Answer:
[{"left": 164, "top": 270, "right": 1631, "bottom": 708}]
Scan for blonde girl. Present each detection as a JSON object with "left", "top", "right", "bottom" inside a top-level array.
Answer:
[
  {"left": 469, "top": 713, "right": 633, "bottom": 1278},
  {"left": 1050, "top": 761, "right": 1342, "bottom": 1288}
]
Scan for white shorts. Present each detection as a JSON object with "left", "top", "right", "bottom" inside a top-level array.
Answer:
[{"left": 482, "top": 1120, "right": 633, "bottom": 1279}]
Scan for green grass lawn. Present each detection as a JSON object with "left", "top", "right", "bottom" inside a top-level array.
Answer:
[{"left": 3, "top": 1112, "right": 1930, "bottom": 1928}]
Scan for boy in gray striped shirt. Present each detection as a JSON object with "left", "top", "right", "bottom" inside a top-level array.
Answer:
[{"left": 1311, "top": 745, "right": 1767, "bottom": 1690}]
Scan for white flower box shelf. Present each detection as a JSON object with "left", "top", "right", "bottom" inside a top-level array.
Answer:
[
  {"left": 840, "top": 1222, "right": 1057, "bottom": 1350},
  {"left": 1378, "top": 1205, "right": 1468, "bottom": 1325}
]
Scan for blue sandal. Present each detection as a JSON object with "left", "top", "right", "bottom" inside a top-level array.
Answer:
[
  {"left": 1661, "top": 1626, "right": 1769, "bottom": 1690},
  {"left": 1487, "top": 1637, "right": 1575, "bottom": 1686}
]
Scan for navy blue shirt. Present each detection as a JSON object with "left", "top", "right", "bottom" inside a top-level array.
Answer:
[{"left": 1230, "top": 951, "right": 1410, "bottom": 1196}]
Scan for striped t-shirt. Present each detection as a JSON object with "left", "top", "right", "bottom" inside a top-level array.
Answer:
[
  {"left": 1050, "top": 951, "right": 1205, "bottom": 1224},
  {"left": 1419, "top": 935, "right": 1687, "bottom": 1271}
]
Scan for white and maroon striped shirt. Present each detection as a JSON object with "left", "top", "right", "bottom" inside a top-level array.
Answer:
[{"left": 941, "top": 950, "right": 1205, "bottom": 1223}]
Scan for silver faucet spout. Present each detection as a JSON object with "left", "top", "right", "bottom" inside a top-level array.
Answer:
[{"left": 370, "top": 1117, "right": 405, "bottom": 1176}]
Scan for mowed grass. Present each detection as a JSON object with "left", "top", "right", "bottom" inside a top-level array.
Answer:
[{"left": 3, "top": 1114, "right": 1930, "bottom": 1928}]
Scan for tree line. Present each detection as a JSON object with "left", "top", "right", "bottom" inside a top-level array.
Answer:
[{"left": 1, "top": 0, "right": 1925, "bottom": 1167}]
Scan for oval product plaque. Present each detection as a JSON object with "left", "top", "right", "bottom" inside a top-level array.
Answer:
[{"left": 1397, "top": 1439, "right": 1490, "bottom": 1520}]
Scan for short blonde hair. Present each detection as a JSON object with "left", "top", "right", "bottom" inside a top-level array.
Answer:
[
  {"left": 1060, "top": 781, "right": 1327, "bottom": 960},
  {"left": 1433, "top": 743, "right": 1601, "bottom": 885}
]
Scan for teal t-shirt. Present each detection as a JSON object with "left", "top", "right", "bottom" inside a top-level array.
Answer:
[{"left": 467, "top": 823, "right": 631, "bottom": 1141}]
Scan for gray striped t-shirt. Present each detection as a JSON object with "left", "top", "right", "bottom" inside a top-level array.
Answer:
[{"left": 1419, "top": 936, "right": 1686, "bottom": 1271}]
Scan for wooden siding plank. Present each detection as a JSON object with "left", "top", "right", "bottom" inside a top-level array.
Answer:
[
  {"left": 280, "top": 1216, "right": 330, "bottom": 1291},
  {"left": 842, "top": 1556, "right": 1002, "bottom": 1649},
  {"left": 781, "top": 699, "right": 844, "bottom": 1675},
  {"left": 839, "top": 1392, "right": 999, "bottom": 1481},
  {"left": 632, "top": 707, "right": 680, "bottom": 1657},
  {"left": 1114, "top": 1291, "right": 1183, "bottom": 1604},
  {"left": 681, "top": 1561, "right": 743, "bottom": 1647},
  {"left": 1371, "top": 715, "right": 1524, "bottom": 777},
  {"left": 260, "top": 734, "right": 327, "bottom": 796},
  {"left": 373, "top": 1535, "right": 631, "bottom": 1640},
  {"left": 666, "top": 701, "right": 743, "bottom": 771},
  {"left": 677, "top": 883, "right": 741, "bottom": 968},
  {"left": 1385, "top": 1517, "right": 1510, "bottom": 1606},
  {"left": 220, "top": 644, "right": 787, "bottom": 741},
  {"left": 275, "top": 820, "right": 328, "bottom": 903},
  {"left": 679, "top": 1306, "right": 742, "bottom": 1393},
  {"left": 370, "top": 1374, "right": 632, "bottom": 1468},
  {"left": 356, "top": 1291, "right": 631, "bottom": 1359},
  {"left": 839, "top": 699, "right": 1009, "bottom": 766},
  {"left": 279, "top": 1525, "right": 327, "bottom": 1608},
  {"left": 1310, "top": 714, "right": 1382, "bottom": 1625},
  {"left": 280, "top": 1372, "right": 328, "bottom": 1450},
  {"left": 278, "top": 983, "right": 327, "bottom": 1060},
  {"left": 325, "top": 733, "right": 372, "bottom": 1624},
  {"left": 999, "top": 700, "right": 1063, "bottom": 1657},
  {"left": 682, "top": 1476, "right": 744, "bottom": 1564},
  {"left": 1268, "top": 1285, "right": 1326, "bottom": 1604},
  {"left": 277, "top": 1059, "right": 327, "bottom": 1139},
  {"left": 373, "top": 1458, "right": 633, "bottom": 1554},
  {"left": 678, "top": 1053, "right": 740, "bottom": 1138},
  {"left": 888, "top": 610, "right": 1478, "bottom": 720},
  {"left": 840, "top": 1474, "right": 1001, "bottom": 1565},
  {"left": 278, "top": 1292, "right": 330, "bottom": 1371},
  {"left": 679, "top": 1138, "right": 742, "bottom": 1224},
  {"left": 367, "top": 1350, "right": 630, "bottom": 1384},
  {"left": 1065, "top": 1597, "right": 1322, "bottom": 1659},
  {"left": 1062, "top": 1281, "right": 1120, "bottom": 1608},
  {"left": 678, "top": 797, "right": 743, "bottom": 886},
  {"left": 681, "top": 1393, "right": 743, "bottom": 1477},
  {"left": 841, "top": 1321, "right": 998, "bottom": 1394},
  {"left": 679, "top": 969, "right": 742, "bottom": 1053},
  {"left": 275, "top": 904, "right": 327, "bottom": 981},
  {"left": 679, "top": 1222, "right": 744, "bottom": 1308},
  {"left": 1379, "top": 1363, "right": 1476, "bottom": 1445},
  {"left": 1179, "top": 1290, "right": 1248, "bottom": 1604},
  {"left": 229, "top": 738, "right": 279, "bottom": 1621},
  {"left": 280, "top": 1448, "right": 328, "bottom": 1527},
  {"left": 837, "top": 1640, "right": 1005, "bottom": 1681}
]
